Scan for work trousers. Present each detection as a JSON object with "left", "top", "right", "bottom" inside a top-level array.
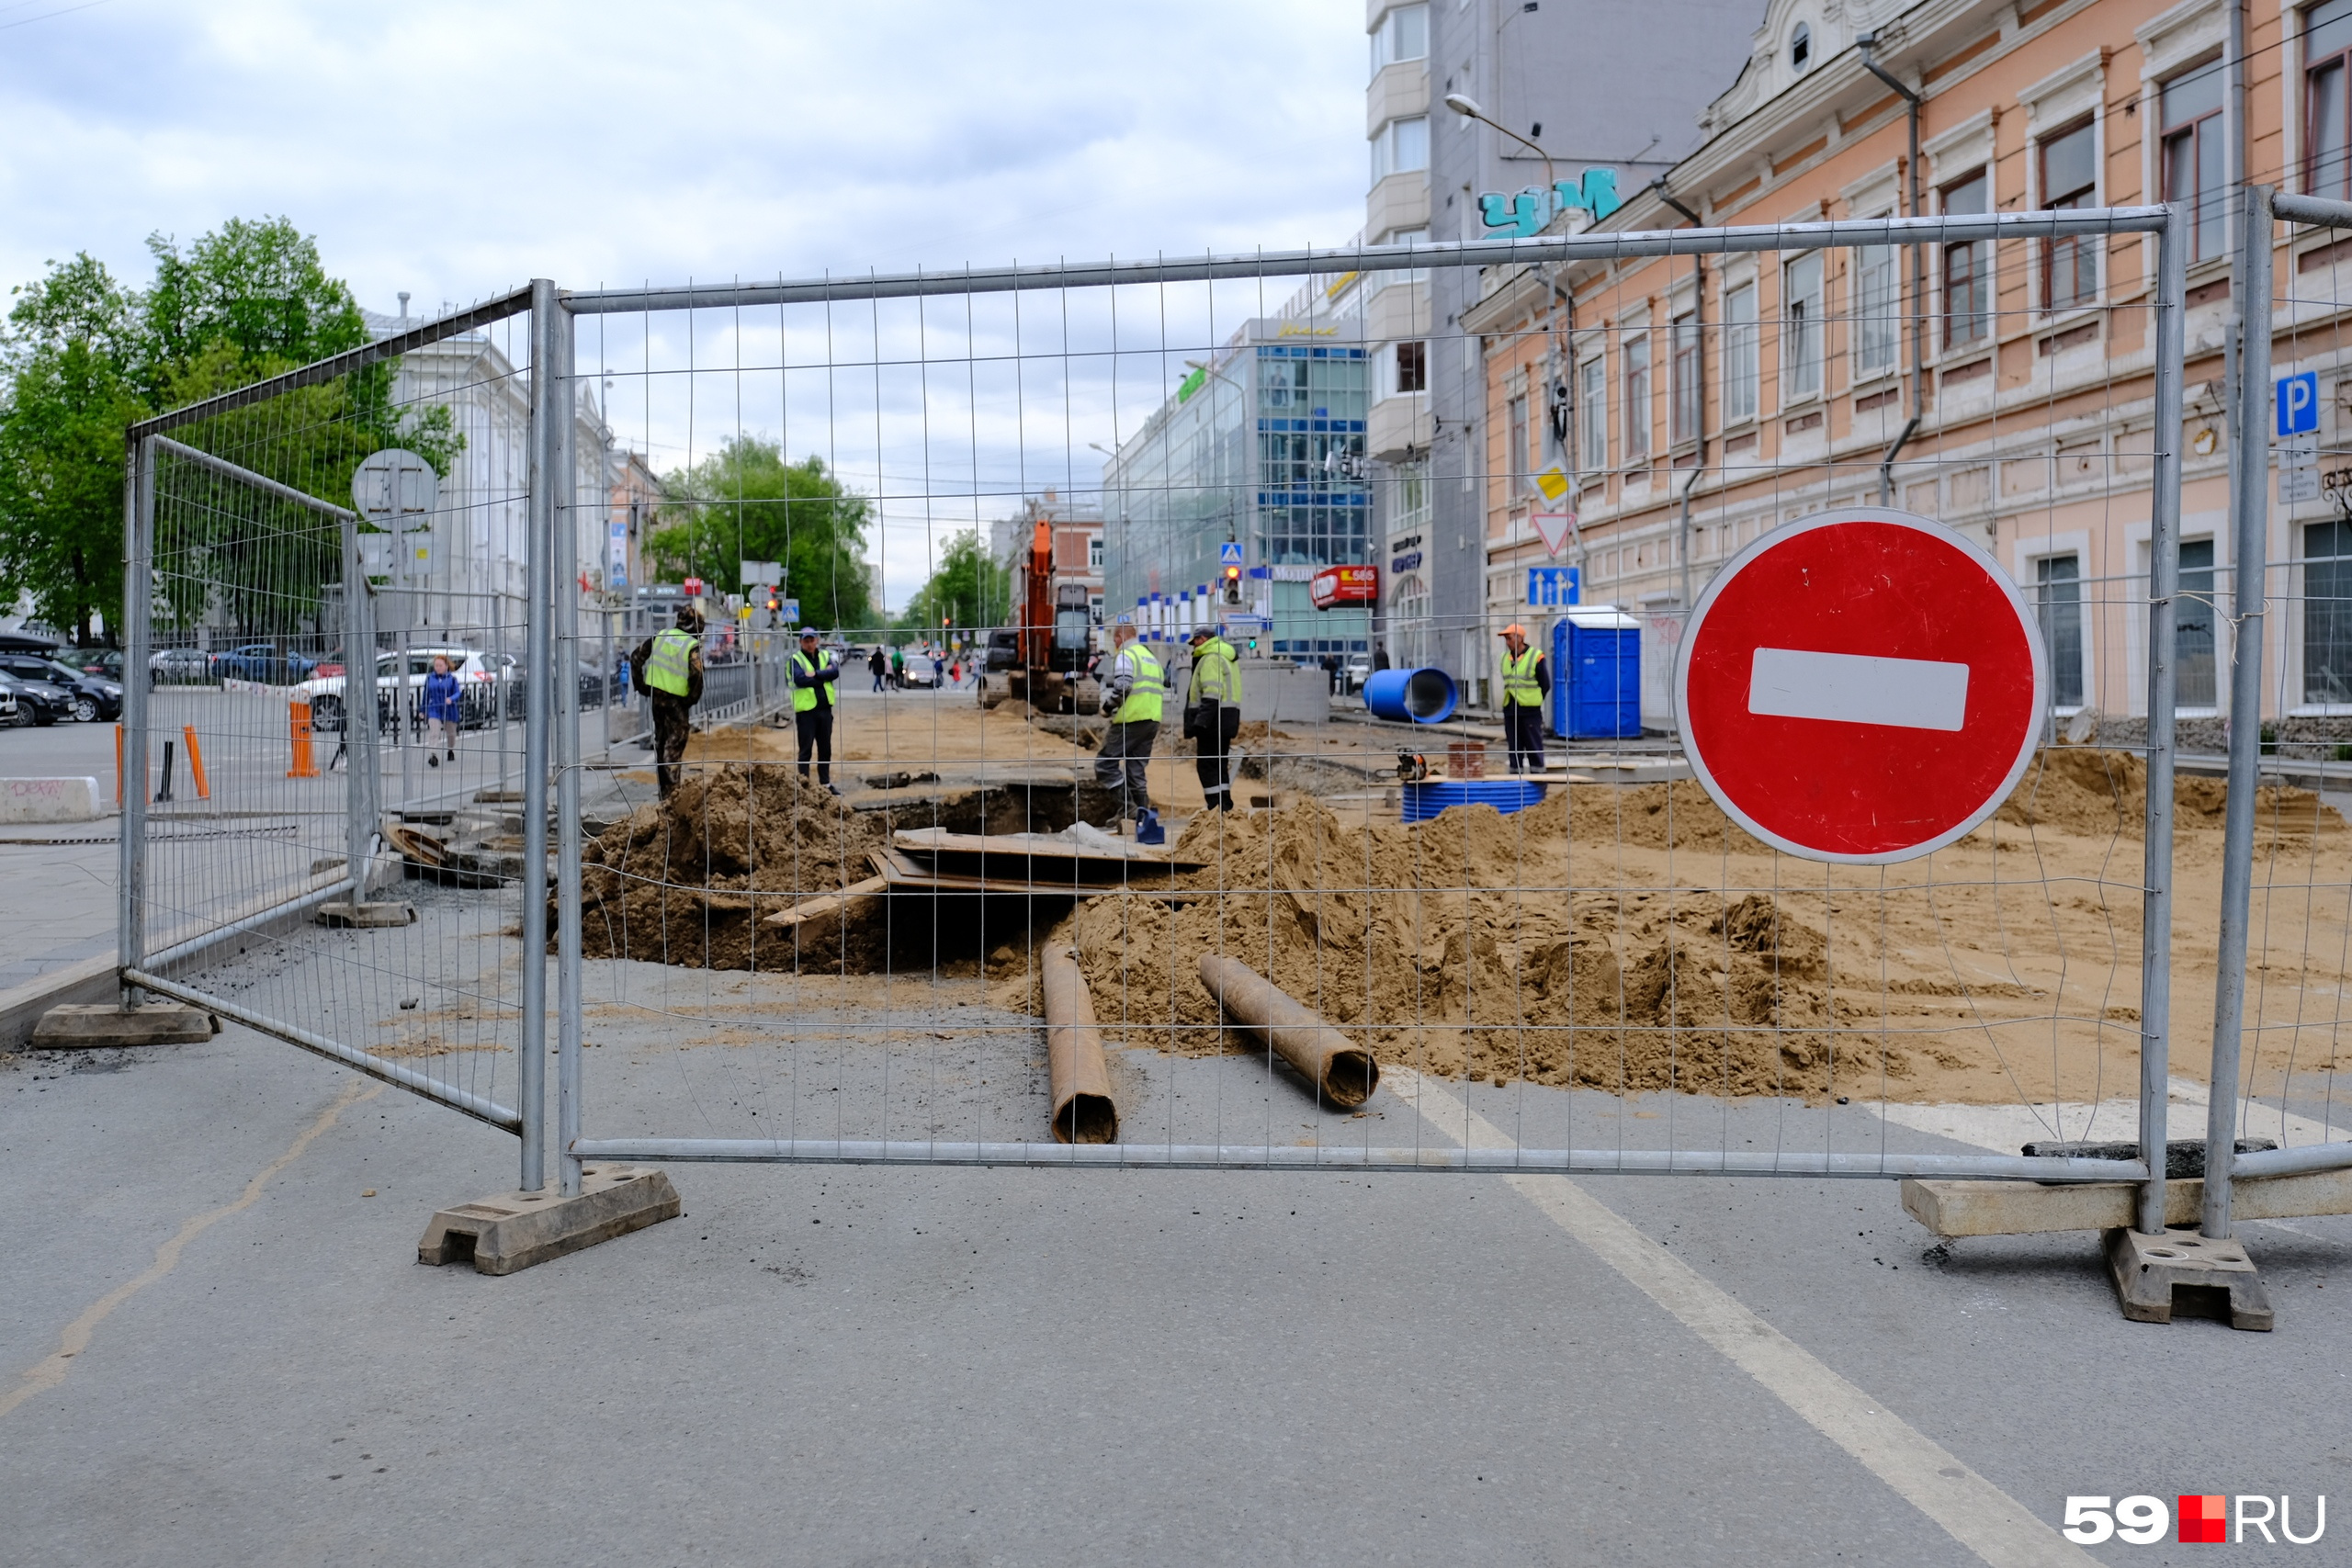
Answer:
[
  {"left": 796, "top": 706, "right": 834, "bottom": 785},
  {"left": 1093, "top": 718, "right": 1158, "bottom": 820},
  {"left": 1504, "top": 701, "right": 1546, "bottom": 775},
  {"left": 650, "top": 694, "right": 695, "bottom": 798},
  {"left": 1193, "top": 700, "right": 1241, "bottom": 809}
]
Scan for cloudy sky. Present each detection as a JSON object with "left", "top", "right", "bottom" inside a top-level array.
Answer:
[{"left": 0, "top": 0, "right": 1368, "bottom": 607}]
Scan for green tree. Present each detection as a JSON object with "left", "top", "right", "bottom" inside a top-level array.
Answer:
[
  {"left": 140, "top": 216, "right": 368, "bottom": 385},
  {"left": 647, "top": 437, "right": 876, "bottom": 629},
  {"left": 0, "top": 255, "right": 144, "bottom": 644},
  {"left": 896, "top": 528, "right": 1007, "bottom": 638}
]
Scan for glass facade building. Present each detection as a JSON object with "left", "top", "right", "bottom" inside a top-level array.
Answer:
[{"left": 1102, "top": 321, "right": 1373, "bottom": 656}]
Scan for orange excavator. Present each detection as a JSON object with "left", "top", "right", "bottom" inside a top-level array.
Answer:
[{"left": 978, "top": 519, "right": 1097, "bottom": 713}]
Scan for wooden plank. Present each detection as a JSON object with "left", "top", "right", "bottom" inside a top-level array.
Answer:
[
  {"left": 893, "top": 828, "right": 1203, "bottom": 874},
  {"left": 1901, "top": 1167, "right": 2352, "bottom": 1237},
  {"left": 760, "top": 875, "right": 888, "bottom": 928}
]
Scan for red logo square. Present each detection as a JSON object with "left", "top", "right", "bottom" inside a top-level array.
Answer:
[{"left": 2179, "top": 1495, "right": 2228, "bottom": 1544}]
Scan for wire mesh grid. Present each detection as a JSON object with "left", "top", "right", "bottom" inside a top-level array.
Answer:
[{"left": 546, "top": 213, "right": 2188, "bottom": 1186}]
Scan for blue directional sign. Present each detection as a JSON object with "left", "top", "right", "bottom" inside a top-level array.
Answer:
[
  {"left": 1219, "top": 541, "right": 1245, "bottom": 568},
  {"left": 2279, "top": 371, "right": 2320, "bottom": 436},
  {"left": 1528, "top": 566, "right": 1580, "bottom": 607}
]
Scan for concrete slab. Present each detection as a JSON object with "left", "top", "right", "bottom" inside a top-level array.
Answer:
[
  {"left": 30, "top": 1001, "right": 217, "bottom": 1048},
  {"left": 314, "top": 901, "right": 417, "bottom": 929},
  {"left": 0, "top": 776, "right": 104, "bottom": 824},
  {"left": 2104, "top": 1224, "right": 2275, "bottom": 1330},
  {"left": 417, "top": 1166, "right": 680, "bottom": 1275}
]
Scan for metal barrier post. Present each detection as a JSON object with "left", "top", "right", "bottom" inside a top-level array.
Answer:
[
  {"left": 2205, "top": 185, "right": 2278, "bottom": 1238},
  {"left": 118, "top": 434, "right": 154, "bottom": 1008},
  {"left": 550, "top": 301, "right": 586, "bottom": 1199},
  {"left": 343, "top": 502, "right": 380, "bottom": 904},
  {"left": 2138, "top": 202, "right": 2189, "bottom": 1236},
  {"left": 518, "top": 280, "right": 558, "bottom": 1194}
]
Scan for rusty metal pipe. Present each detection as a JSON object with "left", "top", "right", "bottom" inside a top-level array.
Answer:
[
  {"left": 1196, "top": 955, "right": 1380, "bottom": 1110},
  {"left": 1041, "top": 944, "right": 1118, "bottom": 1144}
]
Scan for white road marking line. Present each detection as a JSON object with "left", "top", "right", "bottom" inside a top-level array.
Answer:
[
  {"left": 1748, "top": 647, "right": 1971, "bottom": 731},
  {"left": 1386, "top": 1069, "right": 2092, "bottom": 1568},
  {"left": 1873, "top": 1077, "right": 2346, "bottom": 1156}
]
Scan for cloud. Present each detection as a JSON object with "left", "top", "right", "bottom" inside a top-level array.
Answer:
[{"left": 0, "top": 0, "right": 1369, "bottom": 607}]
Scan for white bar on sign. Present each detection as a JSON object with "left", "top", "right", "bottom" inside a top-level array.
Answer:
[{"left": 1747, "top": 647, "right": 1970, "bottom": 732}]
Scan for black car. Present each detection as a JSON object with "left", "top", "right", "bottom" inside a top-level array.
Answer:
[
  {"left": 0, "top": 654, "right": 122, "bottom": 722},
  {"left": 0, "top": 671, "right": 70, "bottom": 726},
  {"left": 69, "top": 648, "right": 126, "bottom": 682}
]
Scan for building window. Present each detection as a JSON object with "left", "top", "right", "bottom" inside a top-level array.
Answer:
[
  {"left": 1623, "top": 333, "right": 1651, "bottom": 463},
  {"left": 2037, "top": 555, "right": 2085, "bottom": 708},
  {"left": 1507, "top": 389, "right": 1529, "bottom": 491},
  {"left": 1942, "top": 171, "right": 1991, "bottom": 348},
  {"left": 2041, "top": 121, "right": 2099, "bottom": 310},
  {"left": 2177, "top": 537, "right": 2217, "bottom": 706},
  {"left": 1370, "top": 116, "right": 1430, "bottom": 186},
  {"left": 2306, "top": 0, "right": 2352, "bottom": 199},
  {"left": 1792, "top": 21, "right": 1811, "bottom": 71},
  {"left": 1394, "top": 339, "right": 1427, "bottom": 394},
  {"left": 1723, "top": 281, "right": 1758, "bottom": 422},
  {"left": 1370, "top": 3, "right": 1429, "bottom": 76},
  {"left": 1577, "top": 355, "right": 1607, "bottom": 471},
  {"left": 1782, "top": 252, "right": 1824, "bottom": 402},
  {"left": 1087, "top": 536, "right": 1104, "bottom": 570},
  {"left": 1855, "top": 231, "right": 1899, "bottom": 376},
  {"left": 2162, "top": 66, "right": 2226, "bottom": 262},
  {"left": 2306, "top": 519, "right": 2352, "bottom": 701},
  {"left": 1670, "top": 311, "right": 1702, "bottom": 446}
]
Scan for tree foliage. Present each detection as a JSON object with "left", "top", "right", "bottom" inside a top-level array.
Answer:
[
  {"left": 648, "top": 437, "right": 876, "bottom": 629},
  {"left": 896, "top": 527, "right": 1008, "bottom": 638}
]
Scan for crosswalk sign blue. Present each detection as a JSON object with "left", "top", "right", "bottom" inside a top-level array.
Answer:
[{"left": 1219, "top": 541, "right": 1245, "bottom": 567}]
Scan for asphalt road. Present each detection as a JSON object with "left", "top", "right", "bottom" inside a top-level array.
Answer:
[{"left": 2, "top": 990, "right": 2345, "bottom": 1564}]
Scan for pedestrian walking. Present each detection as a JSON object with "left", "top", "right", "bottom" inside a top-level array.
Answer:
[
  {"left": 791, "top": 627, "right": 842, "bottom": 793},
  {"left": 631, "top": 605, "right": 705, "bottom": 799},
  {"left": 890, "top": 644, "right": 905, "bottom": 689},
  {"left": 422, "top": 653, "right": 461, "bottom": 768},
  {"left": 868, "top": 645, "right": 886, "bottom": 693},
  {"left": 1497, "top": 623, "right": 1552, "bottom": 775},
  {"left": 1093, "top": 618, "right": 1165, "bottom": 841},
  {"left": 1185, "top": 623, "right": 1244, "bottom": 812}
]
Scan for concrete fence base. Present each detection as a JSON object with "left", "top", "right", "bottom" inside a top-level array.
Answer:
[{"left": 0, "top": 777, "right": 105, "bottom": 824}]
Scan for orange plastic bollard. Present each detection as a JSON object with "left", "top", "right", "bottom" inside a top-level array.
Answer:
[
  {"left": 287, "top": 701, "right": 319, "bottom": 778},
  {"left": 114, "top": 724, "right": 124, "bottom": 806},
  {"left": 182, "top": 724, "right": 210, "bottom": 800}
]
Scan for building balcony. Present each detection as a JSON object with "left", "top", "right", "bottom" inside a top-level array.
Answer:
[
  {"left": 1366, "top": 61, "right": 1428, "bottom": 139},
  {"left": 1368, "top": 391, "right": 1430, "bottom": 463},
  {"left": 1367, "top": 173, "right": 1430, "bottom": 247}
]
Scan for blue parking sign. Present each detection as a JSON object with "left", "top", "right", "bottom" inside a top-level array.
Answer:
[{"left": 2279, "top": 371, "right": 2320, "bottom": 436}]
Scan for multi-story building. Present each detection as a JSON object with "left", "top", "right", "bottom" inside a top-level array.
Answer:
[
  {"left": 1463, "top": 0, "right": 2346, "bottom": 736},
  {"left": 1363, "top": 0, "right": 1759, "bottom": 683},
  {"left": 1001, "top": 490, "right": 1106, "bottom": 628},
  {"left": 1101, "top": 288, "right": 1374, "bottom": 659}
]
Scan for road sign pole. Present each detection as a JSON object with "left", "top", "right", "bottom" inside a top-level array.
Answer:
[
  {"left": 2138, "top": 204, "right": 2190, "bottom": 1236},
  {"left": 2205, "top": 186, "right": 2276, "bottom": 1240}
]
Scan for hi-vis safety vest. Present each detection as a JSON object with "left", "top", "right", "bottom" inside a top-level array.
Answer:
[
  {"left": 1191, "top": 637, "right": 1243, "bottom": 705},
  {"left": 1113, "top": 643, "right": 1166, "bottom": 724},
  {"left": 1501, "top": 645, "right": 1544, "bottom": 707},
  {"left": 647, "top": 627, "right": 697, "bottom": 697},
  {"left": 791, "top": 649, "right": 836, "bottom": 712}
]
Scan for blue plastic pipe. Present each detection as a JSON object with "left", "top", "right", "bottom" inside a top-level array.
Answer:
[{"left": 1363, "top": 667, "right": 1458, "bottom": 724}]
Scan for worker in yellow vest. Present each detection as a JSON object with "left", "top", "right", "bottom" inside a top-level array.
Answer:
[
  {"left": 790, "top": 627, "right": 843, "bottom": 795},
  {"left": 630, "top": 604, "right": 705, "bottom": 799},
  {"left": 1184, "top": 623, "right": 1245, "bottom": 811},
  {"left": 1498, "top": 623, "right": 1552, "bottom": 775},
  {"left": 1093, "top": 617, "right": 1166, "bottom": 842}
]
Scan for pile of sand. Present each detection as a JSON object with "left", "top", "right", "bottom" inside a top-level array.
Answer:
[{"left": 572, "top": 763, "right": 887, "bottom": 972}]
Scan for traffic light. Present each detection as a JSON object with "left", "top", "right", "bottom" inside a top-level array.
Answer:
[{"left": 1223, "top": 563, "right": 1242, "bottom": 605}]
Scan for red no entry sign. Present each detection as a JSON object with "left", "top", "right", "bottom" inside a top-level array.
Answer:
[{"left": 1674, "top": 509, "right": 2047, "bottom": 863}]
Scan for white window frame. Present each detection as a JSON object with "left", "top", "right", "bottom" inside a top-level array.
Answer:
[
  {"left": 1723, "top": 280, "right": 1758, "bottom": 424},
  {"left": 1370, "top": 116, "right": 1430, "bottom": 186},
  {"left": 1781, "top": 252, "right": 1825, "bottom": 404},
  {"left": 1577, "top": 354, "right": 1607, "bottom": 473},
  {"left": 1853, "top": 225, "right": 1900, "bottom": 379},
  {"left": 1369, "top": 3, "right": 1429, "bottom": 76}
]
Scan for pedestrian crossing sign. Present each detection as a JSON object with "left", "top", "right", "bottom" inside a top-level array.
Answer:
[{"left": 1219, "top": 541, "right": 1244, "bottom": 567}]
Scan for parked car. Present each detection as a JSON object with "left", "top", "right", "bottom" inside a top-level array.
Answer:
[
  {"left": 0, "top": 632, "right": 61, "bottom": 657},
  {"left": 1341, "top": 657, "right": 1371, "bottom": 694},
  {"left": 502, "top": 657, "right": 611, "bottom": 717},
  {"left": 0, "top": 670, "right": 71, "bottom": 726},
  {"left": 0, "top": 654, "right": 121, "bottom": 722},
  {"left": 0, "top": 682, "right": 17, "bottom": 725},
  {"left": 149, "top": 647, "right": 214, "bottom": 686},
  {"left": 68, "top": 649, "right": 125, "bottom": 682},
  {"left": 211, "top": 643, "right": 319, "bottom": 683},
  {"left": 292, "top": 647, "right": 503, "bottom": 733}
]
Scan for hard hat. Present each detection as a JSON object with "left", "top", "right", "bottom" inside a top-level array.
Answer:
[
  {"left": 1498, "top": 624, "right": 1528, "bottom": 637},
  {"left": 1188, "top": 624, "right": 1214, "bottom": 641}
]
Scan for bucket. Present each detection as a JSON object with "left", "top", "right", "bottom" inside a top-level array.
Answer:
[{"left": 1363, "top": 666, "right": 1458, "bottom": 724}]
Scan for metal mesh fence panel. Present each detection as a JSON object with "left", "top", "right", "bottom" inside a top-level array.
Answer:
[{"left": 545, "top": 212, "right": 2184, "bottom": 1201}]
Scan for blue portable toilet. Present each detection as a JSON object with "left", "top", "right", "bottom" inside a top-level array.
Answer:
[{"left": 1551, "top": 606, "right": 1642, "bottom": 739}]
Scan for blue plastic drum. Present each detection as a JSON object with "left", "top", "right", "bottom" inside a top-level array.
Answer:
[
  {"left": 1402, "top": 778, "right": 1547, "bottom": 823},
  {"left": 1363, "top": 667, "right": 1459, "bottom": 724}
]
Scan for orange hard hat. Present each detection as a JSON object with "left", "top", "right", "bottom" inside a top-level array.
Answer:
[{"left": 1498, "top": 624, "right": 1528, "bottom": 637}]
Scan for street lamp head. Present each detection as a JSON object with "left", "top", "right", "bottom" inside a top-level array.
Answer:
[
  {"left": 1442, "top": 92, "right": 1484, "bottom": 119},
  {"left": 1184, "top": 358, "right": 1208, "bottom": 370}
]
